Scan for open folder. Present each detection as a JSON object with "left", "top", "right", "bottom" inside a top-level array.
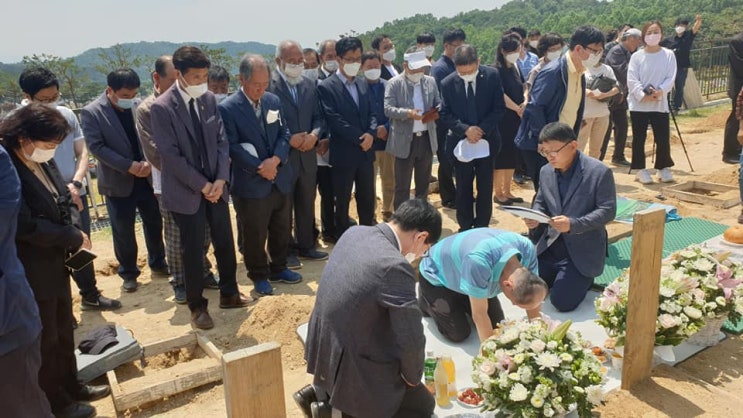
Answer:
[{"left": 500, "top": 206, "right": 551, "bottom": 223}]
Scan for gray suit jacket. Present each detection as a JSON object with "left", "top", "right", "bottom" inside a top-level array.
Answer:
[
  {"left": 305, "top": 224, "right": 425, "bottom": 418},
  {"left": 135, "top": 93, "right": 161, "bottom": 170},
  {"left": 530, "top": 152, "right": 617, "bottom": 277},
  {"left": 384, "top": 74, "right": 439, "bottom": 159},
  {"left": 81, "top": 93, "right": 143, "bottom": 197}
]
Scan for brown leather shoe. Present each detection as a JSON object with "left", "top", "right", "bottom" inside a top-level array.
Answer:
[
  {"left": 191, "top": 308, "right": 214, "bottom": 329},
  {"left": 220, "top": 292, "right": 254, "bottom": 309}
]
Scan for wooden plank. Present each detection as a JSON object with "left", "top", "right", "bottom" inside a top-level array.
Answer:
[
  {"left": 622, "top": 208, "right": 666, "bottom": 390},
  {"left": 113, "top": 362, "right": 223, "bottom": 411},
  {"left": 106, "top": 370, "right": 123, "bottom": 411},
  {"left": 222, "top": 342, "right": 285, "bottom": 418},
  {"left": 142, "top": 333, "right": 196, "bottom": 358},
  {"left": 197, "top": 333, "right": 223, "bottom": 361}
]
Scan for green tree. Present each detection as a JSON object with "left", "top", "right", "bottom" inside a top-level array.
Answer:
[
  {"left": 0, "top": 70, "right": 23, "bottom": 104},
  {"left": 200, "top": 44, "right": 237, "bottom": 73},
  {"left": 94, "top": 43, "right": 145, "bottom": 76},
  {"left": 22, "top": 53, "right": 88, "bottom": 107}
]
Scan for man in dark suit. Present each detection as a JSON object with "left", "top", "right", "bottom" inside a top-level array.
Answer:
[
  {"left": 524, "top": 123, "right": 616, "bottom": 312},
  {"left": 723, "top": 32, "right": 743, "bottom": 164},
  {"left": 219, "top": 54, "right": 302, "bottom": 297},
  {"left": 440, "top": 44, "right": 506, "bottom": 231},
  {"left": 317, "top": 37, "right": 378, "bottom": 237},
  {"left": 301, "top": 199, "right": 441, "bottom": 418},
  {"left": 150, "top": 46, "right": 250, "bottom": 330},
  {"left": 431, "top": 28, "right": 466, "bottom": 209},
  {"left": 268, "top": 40, "right": 328, "bottom": 261},
  {"left": 81, "top": 68, "right": 167, "bottom": 292},
  {"left": 371, "top": 34, "right": 401, "bottom": 80}
]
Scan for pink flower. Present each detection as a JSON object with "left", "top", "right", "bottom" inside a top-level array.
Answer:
[
  {"left": 498, "top": 356, "right": 515, "bottom": 372},
  {"left": 716, "top": 265, "right": 742, "bottom": 300}
]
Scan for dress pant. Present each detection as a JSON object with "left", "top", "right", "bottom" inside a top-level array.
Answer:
[
  {"left": 172, "top": 198, "right": 238, "bottom": 311},
  {"left": 160, "top": 203, "right": 213, "bottom": 287},
  {"left": 418, "top": 278, "right": 504, "bottom": 343},
  {"left": 291, "top": 164, "right": 319, "bottom": 252},
  {"left": 318, "top": 382, "right": 435, "bottom": 418},
  {"left": 435, "top": 123, "right": 456, "bottom": 204},
  {"left": 234, "top": 187, "right": 292, "bottom": 282},
  {"left": 393, "top": 132, "right": 433, "bottom": 209},
  {"left": 0, "top": 336, "right": 53, "bottom": 417},
  {"left": 630, "top": 111, "right": 674, "bottom": 170},
  {"left": 673, "top": 67, "right": 689, "bottom": 110},
  {"left": 520, "top": 149, "right": 548, "bottom": 192},
  {"left": 374, "top": 150, "right": 395, "bottom": 215},
  {"left": 724, "top": 99, "right": 743, "bottom": 159},
  {"left": 454, "top": 155, "right": 493, "bottom": 231},
  {"left": 538, "top": 237, "right": 594, "bottom": 312},
  {"left": 316, "top": 165, "right": 336, "bottom": 239},
  {"left": 36, "top": 293, "right": 79, "bottom": 412},
  {"left": 71, "top": 194, "right": 99, "bottom": 299},
  {"left": 577, "top": 115, "right": 610, "bottom": 159},
  {"left": 105, "top": 178, "right": 166, "bottom": 280},
  {"left": 333, "top": 160, "right": 375, "bottom": 236},
  {"left": 600, "top": 105, "right": 630, "bottom": 161}
]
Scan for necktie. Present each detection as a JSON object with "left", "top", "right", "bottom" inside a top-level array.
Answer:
[
  {"left": 188, "top": 98, "right": 212, "bottom": 180},
  {"left": 289, "top": 85, "right": 298, "bottom": 105},
  {"left": 466, "top": 81, "right": 477, "bottom": 125}
]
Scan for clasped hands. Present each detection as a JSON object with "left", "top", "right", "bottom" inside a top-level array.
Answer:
[
  {"left": 201, "top": 179, "right": 226, "bottom": 203},
  {"left": 289, "top": 132, "right": 319, "bottom": 152},
  {"left": 128, "top": 160, "right": 151, "bottom": 178}
]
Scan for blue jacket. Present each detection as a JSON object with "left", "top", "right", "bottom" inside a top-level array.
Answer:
[
  {"left": 219, "top": 91, "right": 293, "bottom": 199},
  {"left": 515, "top": 55, "right": 586, "bottom": 151},
  {"left": 367, "top": 79, "right": 390, "bottom": 152}
]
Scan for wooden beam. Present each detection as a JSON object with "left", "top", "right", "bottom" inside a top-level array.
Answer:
[
  {"left": 143, "top": 333, "right": 196, "bottom": 358},
  {"left": 197, "top": 333, "right": 223, "bottom": 361},
  {"left": 621, "top": 208, "right": 666, "bottom": 390},
  {"left": 106, "top": 369, "right": 122, "bottom": 410},
  {"left": 222, "top": 342, "right": 285, "bottom": 418}
]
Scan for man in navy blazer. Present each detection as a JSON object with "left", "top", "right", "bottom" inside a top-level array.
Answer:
[
  {"left": 268, "top": 40, "right": 328, "bottom": 262},
  {"left": 219, "top": 54, "right": 302, "bottom": 297},
  {"left": 524, "top": 123, "right": 616, "bottom": 312},
  {"left": 440, "top": 44, "right": 506, "bottom": 231},
  {"left": 81, "top": 68, "right": 167, "bottom": 292},
  {"left": 150, "top": 46, "right": 249, "bottom": 330},
  {"left": 317, "top": 37, "right": 378, "bottom": 237}
]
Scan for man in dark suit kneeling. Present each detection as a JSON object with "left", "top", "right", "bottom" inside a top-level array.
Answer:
[{"left": 524, "top": 122, "right": 616, "bottom": 312}]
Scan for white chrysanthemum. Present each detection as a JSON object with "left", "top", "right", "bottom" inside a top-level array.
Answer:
[
  {"left": 519, "top": 365, "right": 533, "bottom": 384},
  {"left": 500, "top": 328, "right": 520, "bottom": 344},
  {"left": 508, "top": 372, "right": 520, "bottom": 381},
  {"left": 716, "top": 296, "right": 727, "bottom": 306},
  {"left": 693, "top": 258, "right": 715, "bottom": 272},
  {"left": 530, "top": 339, "right": 546, "bottom": 353},
  {"left": 559, "top": 352, "right": 573, "bottom": 363},
  {"left": 683, "top": 306, "right": 703, "bottom": 319},
  {"left": 514, "top": 353, "right": 526, "bottom": 364},
  {"left": 535, "top": 352, "right": 561, "bottom": 371},
  {"left": 659, "top": 286, "right": 676, "bottom": 297},
  {"left": 586, "top": 385, "right": 605, "bottom": 405},
  {"left": 509, "top": 383, "right": 528, "bottom": 401},
  {"left": 547, "top": 341, "right": 558, "bottom": 350},
  {"left": 530, "top": 395, "right": 544, "bottom": 408},
  {"left": 543, "top": 406, "right": 555, "bottom": 417}
]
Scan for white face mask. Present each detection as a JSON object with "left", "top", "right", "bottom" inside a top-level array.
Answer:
[
  {"left": 116, "top": 96, "right": 135, "bottom": 109},
  {"left": 582, "top": 51, "right": 601, "bottom": 68},
  {"left": 383, "top": 48, "right": 396, "bottom": 61},
  {"left": 364, "top": 68, "right": 381, "bottom": 81},
  {"left": 546, "top": 50, "right": 562, "bottom": 62},
  {"left": 302, "top": 68, "right": 318, "bottom": 81},
  {"left": 214, "top": 93, "right": 228, "bottom": 103},
  {"left": 644, "top": 33, "right": 662, "bottom": 47},
  {"left": 324, "top": 60, "right": 339, "bottom": 72},
  {"left": 423, "top": 45, "right": 435, "bottom": 58},
  {"left": 404, "top": 253, "right": 417, "bottom": 264},
  {"left": 342, "top": 62, "right": 361, "bottom": 77},
  {"left": 529, "top": 40, "right": 539, "bottom": 49},
  {"left": 181, "top": 77, "right": 208, "bottom": 99},
  {"left": 283, "top": 63, "right": 304, "bottom": 79},
  {"left": 675, "top": 26, "right": 686, "bottom": 35},
  {"left": 406, "top": 71, "right": 424, "bottom": 83},
  {"left": 24, "top": 142, "right": 57, "bottom": 163},
  {"left": 458, "top": 70, "right": 478, "bottom": 83},
  {"left": 505, "top": 52, "right": 520, "bottom": 64}
]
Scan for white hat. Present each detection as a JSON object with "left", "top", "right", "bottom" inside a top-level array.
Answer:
[
  {"left": 454, "top": 139, "right": 490, "bottom": 163},
  {"left": 404, "top": 50, "right": 431, "bottom": 70}
]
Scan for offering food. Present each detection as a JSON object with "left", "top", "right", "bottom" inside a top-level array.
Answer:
[
  {"left": 723, "top": 225, "right": 743, "bottom": 244},
  {"left": 457, "top": 388, "right": 483, "bottom": 407},
  {"left": 604, "top": 338, "right": 616, "bottom": 350},
  {"left": 591, "top": 346, "right": 607, "bottom": 363}
]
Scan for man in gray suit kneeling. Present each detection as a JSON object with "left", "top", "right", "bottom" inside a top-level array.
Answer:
[
  {"left": 524, "top": 122, "right": 617, "bottom": 312},
  {"left": 300, "top": 199, "right": 441, "bottom": 418}
]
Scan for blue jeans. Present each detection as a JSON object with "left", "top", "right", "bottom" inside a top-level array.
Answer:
[
  {"left": 673, "top": 67, "right": 689, "bottom": 110},
  {"left": 105, "top": 178, "right": 166, "bottom": 281},
  {"left": 71, "top": 194, "right": 99, "bottom": 299}
]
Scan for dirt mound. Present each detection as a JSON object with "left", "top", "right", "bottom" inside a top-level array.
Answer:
[{"left": 703, "top": 166, "right": 739, "bottom": 187}]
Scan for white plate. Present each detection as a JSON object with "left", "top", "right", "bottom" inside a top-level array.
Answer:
[
  {"left": 456, "top": 389, "right": 484, "bottom": 409},
  {"left": 500, "top": 206, "right": 551, "bottom": 223},
  {"left": 721, "top": 238, "right": 743, "bottom": 248}
]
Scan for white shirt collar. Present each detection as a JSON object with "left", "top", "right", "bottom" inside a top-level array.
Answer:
[
  {"left": 388, "top": 224, "right": 403, "bottom": 253},
  {"left": 175, "top": 80, "right": 194, "bottom": 106}
]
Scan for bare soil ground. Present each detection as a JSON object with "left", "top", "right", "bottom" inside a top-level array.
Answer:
[{"left": 77, "top": 104, "right": 741, "bottom": 417}]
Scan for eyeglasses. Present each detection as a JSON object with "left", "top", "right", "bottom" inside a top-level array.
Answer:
[
  {"left": 585, "top": 45, "right": 603, "bottom": 56},
  {"left": 33, "top": 93, "right": 61, "bottom": 104},
  {"left": 538, "top": 142, "right": 571, "bottom": 158}
]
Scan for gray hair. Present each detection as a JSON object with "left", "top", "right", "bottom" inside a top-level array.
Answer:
[
  {"left": 276, "top": 40, "right": 303, "bottom": 60},
  {"left": 318, "top": 39, "right": 336, "bottom": 56},
  {"left": 453, "top": 44, "right": 478, "bottom": 66},
  {"left": 404, "top": 45, "right": 420, "bottom": 56},
  {"left": 511, "top": 267, "right": 549, "bottom": 305},
  {"left": 239, "top": 54, "right": 269, "bottom": 81}
]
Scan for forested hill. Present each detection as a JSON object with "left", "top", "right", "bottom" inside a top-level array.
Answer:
[{"left": 359, "top": 0, "right": 742, "bottom": 64}]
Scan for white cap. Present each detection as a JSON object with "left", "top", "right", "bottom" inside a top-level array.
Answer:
[
  {"left": 404, "top": 50, "right": 431, "bottom": 70},
  {"left": 454, "top": 139, "right": 490, "bottom": 163}
]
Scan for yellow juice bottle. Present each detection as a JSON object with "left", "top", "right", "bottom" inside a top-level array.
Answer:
[
  {"left": 434, "top": 357, "right": 451, "bottom": 407},
  {"left": 441, "top": 354, "right": 456, "bottom": 397}
]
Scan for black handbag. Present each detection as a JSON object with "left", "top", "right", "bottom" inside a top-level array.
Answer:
[{"left": 587, "top": 74, "right": 617, "bottom": 102}]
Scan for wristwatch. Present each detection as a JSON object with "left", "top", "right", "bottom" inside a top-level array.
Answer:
[{"left": 72, "top": 180, "right": 83, "bottom": 189}]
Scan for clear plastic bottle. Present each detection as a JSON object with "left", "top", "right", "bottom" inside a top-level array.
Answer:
[
  {"left": 423, "top": 351, "right": 437, "bottom": 394},
  {"left": 434, "top": 357, "right": 451, "bottom": 407},
  {"left": 441, "top": 354, "right": 456, "bottom": 397}
]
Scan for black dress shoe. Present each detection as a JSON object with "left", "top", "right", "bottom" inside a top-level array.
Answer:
[
  {"left": 191, "top": 308, "right": 214, "bottom": 330},
  {"left": 54, "top": 402, "right": 96, "bottom": 418},
  {"left": 298, "top": 249, "right": 329, "bottom": 261},
  {"left": 508, "top": 196, "right": 525, "bottom": 203},
  {"left": 723, "top": 155, "right": 739, "bottom": 164},
  {"left": 81, "top": 293, "right": 122, "bottom": 311},
  {"left": 71, "top": 384, "right": 111, "bottom": 402},
  {"left": 311, "top": 401, "right": 333, "bottom": 418},
  {"left": 494, "top": 197, "right": 514, "bottom": 205},
  {"left": 611, "top": 157, "right": 632, "bottom": 167},
  {"left": 293, "top": 384, "right": 317, "bottom": 417},
  {"left": 121, "top": 279, "right": 139, "bottom": 293},
  {"left": 321, "top": 234, "right": 338, "bottom": 244},
  {"left": 150, "top": 265, "right": 171, "bottom": 277},
  {"left": 442, "top": 201, "right": 456, "bottom": 209}
]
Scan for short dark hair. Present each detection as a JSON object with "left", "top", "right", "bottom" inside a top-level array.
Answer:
[
  {"left": 511, "top": 267, "right": 549, "bottom": 305},
  {"left": 452, "top": 44, "right": 478, "bottom": 66},
  {"left": 19, "top": 67, "right": 59, "bottom": 97},
  {"left": 442, "top": 28, "right": 466, "bottom": 45},
  {"left": 538, "top": 122, "right": 577, "bottom": 144},
  {"left": 107, "top": 68, "right": 140, "bottom": 91},
  {"left": 361, "top": 51, "right": 381, "bottom": 65},
  {"left": 537, "top": 32, "right": 565, "bottom": 56},
  {"left": 336, "top": 37, "right": 363, "bottom": 58},
  {"left": 154, "top": 55, "right": 172, "bottom": 78},
  {"left": 619, "top": 23, "right": 634, "bottom": 31},
  {"left": 606, "top": 29, "right": 618, "bottom": 43},
  {"left": 172, "top": 46, "right": 211, "bottom": 74},
  {"left": 508, "top": 26, "right": 527, "bottom": 39},
  {"left": 675, "top": 18, "right": 690, "bottom": 26},
  {"left": 303, "top": 48, "right": 319, "bottom": 61},
  {"left": 528, "top": 29, "right": 541, "bottom": 38},
  {"left": 495, "top": 33, "right": 522, "bottom": 68},
  {"left": 389, "top": 199, "right": 442, "bottom": 244},
  {"left": 568, "top": 25, "right": 605, "bottom": 50},
  {"left": 371, "top": 34, "right": 389, "bottom": 50},
  {"left": 0, "top": 102, "right": 70, "bottom": 149},
  {"left": 417, "top": 33, "right": 436, "bottom": 44},
  {"left": 208, "top": 65, "right": 230, "bottom": 83}
]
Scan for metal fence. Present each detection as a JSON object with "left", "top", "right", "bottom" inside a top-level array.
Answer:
[{"left": 690, "top": 39, "right": 732, "bottom": 100}]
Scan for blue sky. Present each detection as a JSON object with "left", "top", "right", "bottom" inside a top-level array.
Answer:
[{"left": 1, "top": 0, "right": 506, "bottom": 62}]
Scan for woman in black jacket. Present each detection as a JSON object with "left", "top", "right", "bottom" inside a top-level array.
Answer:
[{"left": 1, "top": 103, "right": 109, "bottom": 418}]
